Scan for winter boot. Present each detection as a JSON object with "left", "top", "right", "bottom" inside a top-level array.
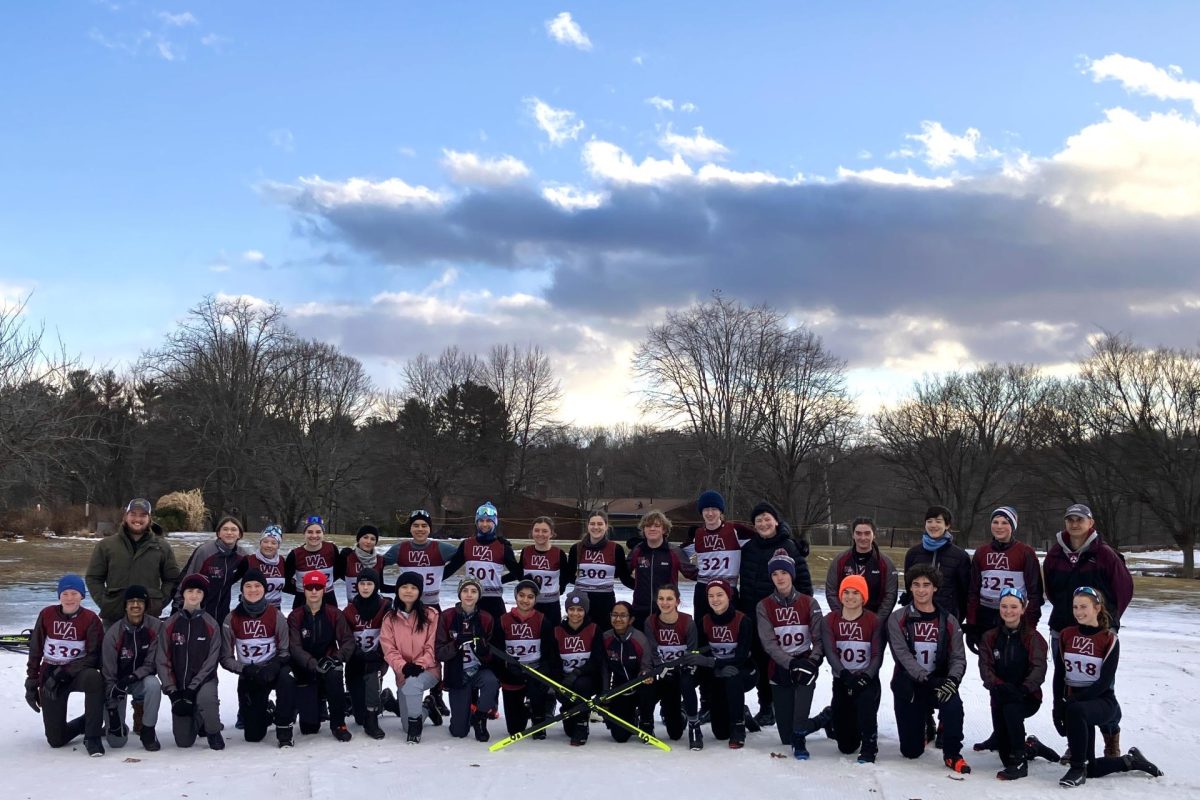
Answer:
[
  {"left": 139, "top": 725, "right": 161, "bottom": 752},
  {"left": 792, "top": 731, "right": 809, "bottom": 761},
  {"left": 132, "top": 701, "right": 144, "bottom": 734},
  {"left": 687, "top": 721, "right": 704, "bottom": 751},
  {"left": 1025, "top": 735, "right": 1061, "bottom": 763},
  {"left": 1126, "top": 747, "right": 1163, "bottom": 777},
  {"left": 997, "top": 757, "right": 1028, "bottom": 781},
  {"left": 235, "top": 708, "right": 245, "bottom": 730},
  {"left": 570, "top": 719, "right": 589, "bottom": 747},
  {"left": 85, "top": 737, "right": 105, "bottom": 757},
  {"left": 106, "top": 706, "right": 128, "bottom": 743},
  {"left": 795, "top": 705, "right": 833, "bottom": 738},
  {"left": 471, "top": 711, "right": 490, "bottom": 742},
  {"left": 728, "top": 721, "right": 746, "bottom": 749},
  {"left": 331, "top": 723, "right": 353, "bottom": 742},
  {"left": 973, "top": 731, "right": 998, "bottom": 752},
  {"left": 380, "top": 688, "right": 400, "bottom": 716},
  {"left": 206, "top": 731, "right": 226, "bottom": 750},
  {"left": 406, "top": 716, "right": 424, "bottom": 744},
  {"left": 697, "top": 703, "right": 711, "bottom": 726},
  {"left": 531, "top": 717, "right": 547, "bottom": 740},
  {"left": 934, "top": 719, "right": 944, "bottom": 750},
  {"left": 754, "top": 704, "right": 775, "bottom": 727},
  {"left": 1059, "top": 747, "right": 1073, "bottom": 765},
  {"left": 300, "top": 720, "right": 321, "bottom": 735},
  {"left": 944, "top": 754, "right": 971, "bottom": 774},
  {"left": 363, "top": 711, "right": 386, "bottom": 740},
  {"left": 430, "top": 686, "right": 450, "bottom": 717},
  {"left": 1103, "top": 730, "right": 1121, "bottom": 759},
  {"left": 277, "top": 725, "right": 294, "bottom": 748},
  {"left": 743, "top": 705, "right": 761, "bottom": 733},
  {"left": 857, "top": 735, "right": 878, "bottom": 764},
  {"left": 423, "top": 695, "right": 443, "bottom": 727},
  {"left": 1059, "top": 766, "right": 1087, "bottom": 787}
]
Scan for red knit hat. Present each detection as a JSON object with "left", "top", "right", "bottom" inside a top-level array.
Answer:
[
  {"left": 706, "top": 579, "right": 734, "bottom": 601},
  {"left": 839, "top": 574, "right": 869, "bottom": 603}
]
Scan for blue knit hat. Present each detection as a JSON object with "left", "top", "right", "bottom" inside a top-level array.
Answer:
[
  {"left": 992, "top": 506, "right": 1018, "bottom": 532},
  {"left": 57, "top": 573, "right": 86, "bottom": 598},
  {"left": 767, "top": 548, "right": 796, "bottom": 580},
  {"left": 697, "top": 490, "right": 725, "bottom": 514}
]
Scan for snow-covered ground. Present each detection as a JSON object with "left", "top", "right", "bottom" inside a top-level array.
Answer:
[{"left": 2, "top": 580, "right": 1194, "bottom": 799}]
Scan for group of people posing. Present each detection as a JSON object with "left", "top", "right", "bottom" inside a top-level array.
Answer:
[{"left": 24, "top": 492, "right": 1164, "bottom": 787}]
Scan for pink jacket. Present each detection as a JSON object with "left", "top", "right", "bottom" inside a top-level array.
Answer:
[{"left": 380, "top": 606, "right": 441, "bottom": 683}]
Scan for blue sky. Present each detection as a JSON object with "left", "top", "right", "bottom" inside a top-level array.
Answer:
[{"left": 3, "top": 2, "right": 1200, "bottom": 422}]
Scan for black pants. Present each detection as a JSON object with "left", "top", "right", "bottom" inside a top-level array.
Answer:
[
  {"left": 607, "top": 685, "right": 653, "bottom": 742},
  {"left": 893, "top": 671, "right": 964, "bottom": 759},
  {"left": 447, "top": 668, "right": 500, "bottom": 738},
  {"left": 295, "top": 667, "right": 346, "bottom": 733},
  {"left": 534, "top": 600, "right": 562, "bottom": 627},
  {"left": 583, "top": 591, "right": 615, "bottom": 630},
  {"left": 749, "top": 629, "right": 774, "bottom": 707},
  {"left": 640, "top": 670, "right": 698, "bottom": 739},
  {"left": 501, "top": 680, "right": 551, "bottom": 736},
  {"left": 991, "top": 695, "right": 1040, "bottom": 765},
  {"left": 704, "top": 667, "right": 754, "bottom": 740},
  {"left": 345, "top": 658, "right": 384, "bottom": 722},
  {"left": 41, "top": 668, "right": 104, "bottom": 747},
  {"left": 1065, "top": 696, "right": 1123, "bottom": 769},
  {"left": 238, "top": 668, "right": 297, "bottom": 742},
  {"left": 1052, "top": 631, "right": 1119, "bottom": 737},
  {"left": 559, "top": 673, "right": 598, "bottom": 739},
  {"left": 771, "top": 680, "right": 816, "bottom": 745},
  {"left": 831, "top": 675, "right": 881, "bottom": 755}
]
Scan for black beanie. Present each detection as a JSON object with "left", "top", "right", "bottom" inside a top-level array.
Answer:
[
  {"left": 750, "top": 501, "right": 783, "bottom": 527},
  {"left": 396, "top": 571, "right": 423, "bottom": 593},
  {"left": 124, "top": 584, "right": 150, "bottom": 604},
  {"left": 241, "top": 569, "right": 267, "bottom": 590},
  {"left": 357, "top": 567, "right": 380, "bottom": 586},
  {"left": 357, "top": 524, "right": 381, "bottom": 542}
]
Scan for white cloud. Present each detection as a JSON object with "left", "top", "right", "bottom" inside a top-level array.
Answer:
[
  {"left": 541, "top": 182, "right": 608, "bottom": 211},
  {"left": 154, "top": 38, "right": 179, "bottom": 61},
  {"left": 658, "top": 125, "right": 730, "bottom": 161},
  {"left": 526, "top": 98, "right": 585, "bottom": 146},
  {"left": 397, "top": 146, "right": 417, "bottom": 158},
  {"left": 583, "top": 140, "right": 693, "bottom": 185},
  {"left": 680, "top": 102, "right": 698, "bottom": 113},
  {"left": 904, "top": 121, "right": 996, "bottom": 168},
  {"left": 241, "top": 250, "right": 266, "bottom": 263},
  {"left": 425, "top": 268, "right": 459, "bottom": 292},
  {"left": 545, "top": 12, "right": 592, "bottom": 51},
  {"left": 632, "top": 54, "right": 644, "bottom": 66},
  {"left": 835, "top": 166, "right": 955, "bottom": 188},
  {"left": 441, "top": 149, "right": 531, "bottom": 186},
  {"left": 645, "top": 96, "right": 674, "bottom": 112},
  {"left": 696, "top": 163, "right": 799, "bottom": 187},
  {"left": 1087, "top": 53, "right": 1200, "bottom": 113},
  {"left": 157, "top": 11, "right": 197, "bottom": 27},
  {"left": 268, "top": 129, "right": 294, "bottom": 152},
  {"left": 200, "top": 32, "right": 230, "bottom": 51},
  {"left": 284, "top": 175, "right": 448, "bottom": 209}
]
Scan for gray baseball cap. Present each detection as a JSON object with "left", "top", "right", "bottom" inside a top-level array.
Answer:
[{"left": 1064, "top": 503, "right": 1093, "bottom": 519}]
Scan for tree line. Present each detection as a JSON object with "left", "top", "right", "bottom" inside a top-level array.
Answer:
[{"left": 1, "top": 294, "right": 1196, "bottom": 576}]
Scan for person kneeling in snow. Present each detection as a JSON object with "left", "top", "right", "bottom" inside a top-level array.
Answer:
[
  {"left": 682, "top": 579, "right": 758, "bottom": 749},
  {"left": 25, "top": 574, "right": 107, "bottom": 756},
  {"left": 222, "top": 569, "right": 297, "bottom": 747},
  {"left": 288, "top": 570, "right": 355, "bottom": 742},
  {"left": 435, "top": 577, "right": 502, "bottom": 742},
  {"left": 380, "top": 571, "right": 443, "bottom": 743},
  {"left": 101, "top": 584, "right": 164, "bottom": 751},
  {"left": 159, "top": 573, "right": 224, "bottom": 750}
]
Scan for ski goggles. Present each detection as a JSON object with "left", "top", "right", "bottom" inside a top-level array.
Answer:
[
  {"left": 1073, "top": 586, "right": 1103, "bottom": 603},
  {"left": 998, "top": 586, "right": 1028, "bottom": 604},
  {"left": 304, "top": 515, "right": 324, "bottom": 527}
]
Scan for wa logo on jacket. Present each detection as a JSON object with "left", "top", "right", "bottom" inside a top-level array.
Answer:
[
  {"left": 708, "top": 625, "right": 735, "bottom": 643},
  {"left": 562, "top": 635, "right": 588, "bottom": 653},
  {"left": 243, "top": 620, "right": 268, "bottom": 638},
  {"left": 582, "top": 549, "right": 608, "bottom": 564},
  {"left": 985, "top": 552, "right": 1011, "bottom": 570},
  {"left": 657, "top": 629, "right": 681, "bottom": 645},
  {"left": 406, "top": 550, "right": 432, "bottom": 566},
  {"left": 1071, "top": 636, "right": 1095, "bottom": 656},
  {"left": 837, "top": 620, "right": 863, "bottom": 639},
  {"left": 52, "top": 620, "right": 76, "bottom": 637},
  {"left": 912, "top": 621, "right": 938, "bottom": 641},
  {"left": 701, "top": 534, "right": 725, "bottom": 550},
  {"left": 773, "top": 607, "right": 803, "bottom": 625},
  {"left": 510, "top": 623, "right": 534, "bottom": 639},
  {"left": 527, "top": 553, "right": 552, "bottom": 570},
  {"left": 303, "top": 554, "right": 325, "bottom": 568},
  {"left": 469, "top": 544, "right": 494, "bottom": 561}
]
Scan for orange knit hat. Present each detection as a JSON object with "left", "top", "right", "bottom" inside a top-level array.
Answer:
[{"left": 839, "top": 574, "right": 869, "bottom": 603}]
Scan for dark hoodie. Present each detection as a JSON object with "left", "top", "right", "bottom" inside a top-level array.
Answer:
[
  {"left": 738, "top": 503, "right": 813, "bottom": 612},
  {"left": 1043, "top": 529, "right": 1132, "bottom": 632}
]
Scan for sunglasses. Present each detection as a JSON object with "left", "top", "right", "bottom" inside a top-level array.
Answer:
[
  {"left": 1073, "top": 586, "right": 1103, "bottom": 602},
  {"left": 304, "top": 585, "right": 325, "bottom": 591},
  {"left": 999, "top": 586, "right": 1027, "bottom": 603}
]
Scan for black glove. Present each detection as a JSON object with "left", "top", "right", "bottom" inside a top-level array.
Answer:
[
  {"left": 1052, "top": 703, "right": 1067, "bottom": 737},
  {"left": 992, "top": 682, "right": 1023, "bottom": 703},
  {"left": 853, "top": 673, "right": 873, "bottom": 693},
  {"left": 789, "top": 657, "right": 819, "bottom": 686},
  {"left": 678, "top": 651, "right": 712, "bottom": 669},
  {"left": 933, "top": 676, "right": 959, "bottom": 704},
  {"left": 258, "top": 660, "right": 281, "bottom": 685},
  {"left": 240, "top": 663, "right": 262, "bottom": 681},
  {"left": 24, "top": 678, "right": 40, "bottom": 713},
  {"left": 715, "top": 664, "right": 738, "bottom": 679},
  {"left": 115, "top": 674, "right": 134, "bottom": 691},
  {"left": 170, "top": 689, "right": 196, "bottom": 717},
  {"left": 402, "top": 662, "right": 424, "bottom": 678},
  {"left": 107, "top": 682, "right": 128, "bottom": 703},
  {"left": 316, "top": 656, "right": 342, "bottom": 674},
  {"left": 41, "top": 666, "right": 65, "bottom": 702},
  {"left": 965, "top": 630, "right": 981, "bottom": 655}
]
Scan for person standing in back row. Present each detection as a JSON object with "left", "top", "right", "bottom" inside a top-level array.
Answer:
[
  {"left": 173, "top": 515, "right": 247, "bottom": 623},
  {"left": 565, "top": 510, "right": 635, "bottom": 629},
  {"left": 682, "top": 491, "right": 753, "bottom": 621},
  {"left": 825, "top": 516, "right": 898, "bottom": 619},
  {"left": 441, "top": 503, "right": 522, "bottom": 622},
  {"left": 86, "top": 498, "right": 180, "bottom": 627},
  {"left": 284, "top": 516, "right": 341, "bottom": 609}
]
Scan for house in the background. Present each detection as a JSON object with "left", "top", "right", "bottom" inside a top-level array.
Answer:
[
  {"left": 437, "top": 495, "right": 584, "bottom": 539},
  {"left": 541, "top": 496, "right": 694, "bottom": 541}
]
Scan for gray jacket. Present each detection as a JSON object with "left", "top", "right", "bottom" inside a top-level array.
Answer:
[{"left": 886, "top": 604, "right": 966, "bottom": 683}]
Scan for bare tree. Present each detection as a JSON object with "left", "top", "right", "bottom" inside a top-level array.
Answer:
[
  {"left": 482, "top": 343, "right": 563, "bottom": 500},
  {"left": 1081, "top": 334, "right": 1200, "bottom": 577},
  {"left": 873, "top": 363, "right": 1042, "bottom": 544},
  {"left": 756, "top": 328, "right": 858, "bottom": 528},
  {"left": 402, "top": 347, "right": 480, "bottom": 406},
  {"left": 633, "top": 294, "right": 788, "bottom": 508}
]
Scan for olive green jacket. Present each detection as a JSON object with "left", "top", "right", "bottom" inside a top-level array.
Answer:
[{"left": 85, "top": 524, "right": 181, "bottom": 623}]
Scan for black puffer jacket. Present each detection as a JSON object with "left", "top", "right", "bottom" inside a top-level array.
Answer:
[{"left": 737, "top": 527, "right": 813, "bottom": 614}]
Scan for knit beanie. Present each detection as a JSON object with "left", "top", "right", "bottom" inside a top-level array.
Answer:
[
  {"left": 514, "top": 579, "right": 540, "bottom": 599},
  {"left": 124, "top": 584, "right": 149, "bottom": 604},
  {"left": 57, "top": 573, "right": 87, "bottom": 598},
  {"left": 992, "top": 506, "right": 1018, "bottom": 532},
  {"left": 458, "top": 577, "right": 483, "bottom": 599},
  {"left": 767, "top": 548, "right": 796, "bottom": 580},
  {"left": 395, "top": 571, "right": 423, "bottom": 593},
  {"left": 241, "top": 569, "right": 267, "bottom": 591},
  {"left": 408, "top": 509, "right": 433, "bottom": 529},
  {"left": 697, "top": 490, "right": 726, "bottom": 514},
  {"left": 356, "top": 567, "right": 380, "bottom": 587},
  {"left": 356, "top": 524, "right": 381, "bottom": 542},
  {"left": 564, "top": 592, "right": 590, "bottom": 613},
  {"left": 180, "top": 573, "right": 210, "bottom": 594},
  {"left": 706, "top": 578, "right": 734, "bottom": 601},
  {"left": 751, "top": 501, "right": 782, "bottom": 526},
  {"left": 260, "top": 525, "right": 283, "bottom": 543},
  {"left": 839, "top": 574, "right": 870, "bottom": 603}
]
